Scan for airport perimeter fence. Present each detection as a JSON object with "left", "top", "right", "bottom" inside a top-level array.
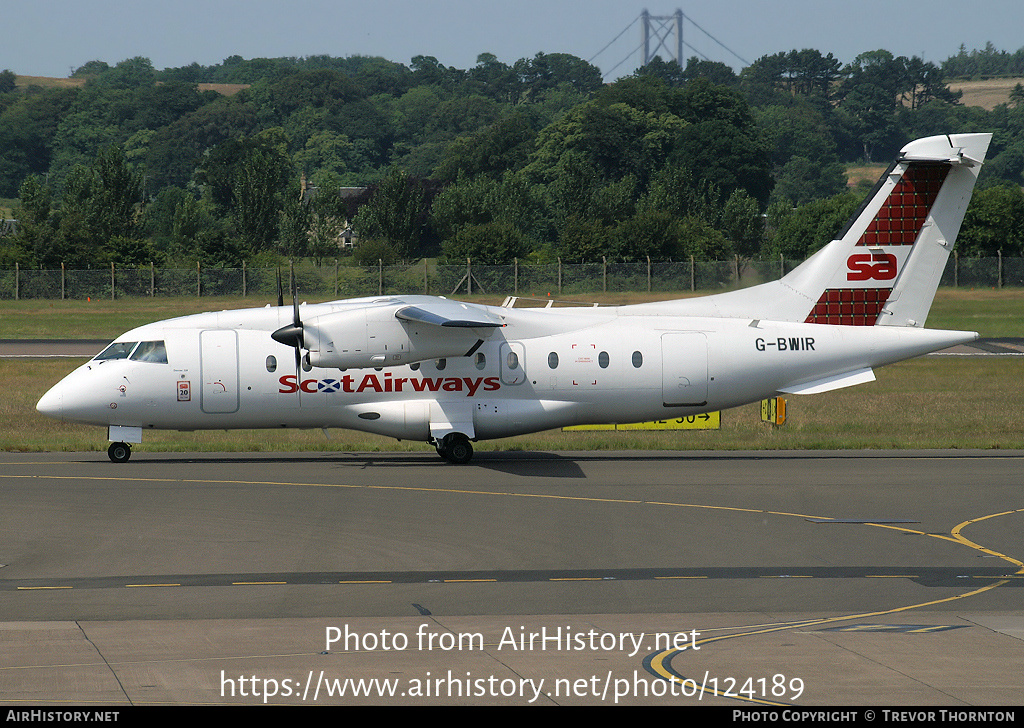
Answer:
[{"left": 1, "top": 254, "right": 1021, "bottom": 301}]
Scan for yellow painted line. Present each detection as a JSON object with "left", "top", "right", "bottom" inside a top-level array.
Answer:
[
  {"left": 549, "top": 577, "right": 603, "bottom": 581},
  {"left": 444, "top": 579, "right": 497, "bottom": 583},
  {"left": 337, "top": 580, "right": 391, "bottom": 584},
  {"left": 126, "top": 583, "right": 180, "bottom": 588},
  {"left": 654, "top": 575, "right": 707, "bottom": 579},
  {"left": 232, "top": 581, "right": 287, "bottom": 585}
]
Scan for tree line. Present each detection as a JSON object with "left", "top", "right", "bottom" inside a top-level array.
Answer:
[{"left": 2, "top": 43, "right": 1024, "bottom": 273}]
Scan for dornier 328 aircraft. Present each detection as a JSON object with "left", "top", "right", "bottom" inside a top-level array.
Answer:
[{"left": 37, "top": 133, "right": 990, "bottom": 464}]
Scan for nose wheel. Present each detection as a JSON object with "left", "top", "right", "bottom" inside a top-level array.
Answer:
[{"left": 107, "top": 442, "right": 132, "bottom": 463}]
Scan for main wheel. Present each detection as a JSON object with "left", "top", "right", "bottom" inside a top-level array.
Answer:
[
  {"left": 441, "top": 434, "right": 473, "bottom": 465},
  {"left": 107, "top": 441, "right": 131, "bottom": 463}
]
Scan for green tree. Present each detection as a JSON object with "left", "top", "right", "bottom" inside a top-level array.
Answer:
[
  {"left": 443, "top": 221, "right": 530, "bottom": 264},
  {"left": 720, "top": 189, "right": 765, "bottom": 258},
  {"left": 0, "top": 70, "right": 16, "bottom": 94},
  {"left": 230, "top": 130, "right": 292, "bottom": 255},
  {"left": 92, "top": 57, "right": 157, "bottom": 90},
  {"left": 352, "top": 168, "right": 432, "bottom": 259},
  {"left": 556, "top": 216, "right": 611, "bottom": 263},
  {"left": 435, "top": 110, "right": 537, "bottom": 181},
  {"left": 958, "top": 184, "right": 1024, "bottom": 257},
  {"left": 611, "top": 209, "right": 682, "bottom": 261},
  {"left": 767, "top": 191, "right": 863, "bottom": 259}
]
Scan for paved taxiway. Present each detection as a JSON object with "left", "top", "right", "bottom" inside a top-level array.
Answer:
[{"left": 0, "top": 450, "right": 1021, "bottom": 706}]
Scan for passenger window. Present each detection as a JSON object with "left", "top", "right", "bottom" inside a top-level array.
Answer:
[
  {"left": 95, "top": 341, "right": 138, "bottom": 360},
  {"left": 548, "top": 352, "right": 559, "bottom": 369},
  {"left": 599, "top": 351, "right": 609, "bottom": 369},
  {"left": 506, "top": 351, "right": 519, "bottom": 370},
  {"left": 266, "top": 355, "right": 277, "bottom": 372},
  {"left": 130, "top": 341, "right": 168, "bottom": 363},
  {"left": 475, "top": 352, "right": 486, "bottom": 370},
  {"left": 436, "top": 358, "right": 447, "bottom": 371},
  {"left": 632, "top": 351, "right": 643, "bottom": 368}
]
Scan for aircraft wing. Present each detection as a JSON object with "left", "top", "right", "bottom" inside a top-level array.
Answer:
[{"left": 395, "top": 301, "right": 504, "bottom": 328}]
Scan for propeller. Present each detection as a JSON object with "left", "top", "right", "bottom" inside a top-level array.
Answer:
[{"left": 271, "top": 281, "right": 306, "bottom": 376}]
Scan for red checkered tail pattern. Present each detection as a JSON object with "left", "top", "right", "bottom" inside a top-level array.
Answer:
[{"left": 793, "top": 133, "right": 990, "bottom": 328}]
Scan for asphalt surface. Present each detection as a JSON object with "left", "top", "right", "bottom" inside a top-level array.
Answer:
[{"left": 0, "top": 450, "right": 1021, "bottom": 706}]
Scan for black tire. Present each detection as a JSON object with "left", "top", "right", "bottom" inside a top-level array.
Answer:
[
  {"left": 442, "top": 434, "right": 473, "bottom": 465},
  {"left": 107, "top": 442, "right": 131, "bottom": 463}
]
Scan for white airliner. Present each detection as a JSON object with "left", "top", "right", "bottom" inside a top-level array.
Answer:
[{"left": 37, "top": 133, "right": 990, "bottom": 464}]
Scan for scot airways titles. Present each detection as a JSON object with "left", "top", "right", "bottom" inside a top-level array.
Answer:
[{"left": 279, "top": 373, "right": 501, "bottom": 396}]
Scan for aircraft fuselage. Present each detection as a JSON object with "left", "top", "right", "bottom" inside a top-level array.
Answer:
[{"left": 39, "top": 299, "right": 972, "bottom": 442}]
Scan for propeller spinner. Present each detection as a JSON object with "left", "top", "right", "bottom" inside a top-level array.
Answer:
[{"left": 271, "top": 286, "right": 306, "bottom": 374}]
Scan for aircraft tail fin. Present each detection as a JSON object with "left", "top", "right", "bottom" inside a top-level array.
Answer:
[{"left": 783, "top": 133, "right": 990, "bottom": 327}]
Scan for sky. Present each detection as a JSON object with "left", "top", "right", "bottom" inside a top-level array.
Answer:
[{"left": 4, "top": 0, "right": 1023, "bottom": 79}]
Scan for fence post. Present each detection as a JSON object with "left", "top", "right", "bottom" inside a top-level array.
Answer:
[
  {"left": 61, "top": 262, "right": 66, "bottom": 300},
  {"left": 514, "top": 258, "right": 518, "bottom": 295},
  {"left": 288, "top": 259, "right": 293, "bottom": 294},
  {"left": 14, "top": 262, "right": 18, "bottom": 301},
  {"left": 197, "top": 261, "right": 201, "bottom": 297},
  {"left": 242, "top": 260, "right": 247, "bottom": 297},
  {"left": 150, "top": 261, "right": 155, "bottom": 297},
  {"left": 954, "top": 250, "right": 959, "bottom": 287},
  {"left": 336, "top": 258, "right": 340, "bottom": 297},
  {"left": 998, "top": 250, "right": 1003, "bottom": 289},
  {"left": 647, "top": 256, "right": 651, "bottom": 292},
  {"left": 466, "top": 257, "right": 471, "bottom": 295},
  {"left": 780, "top": 253, "right": 784, "bottom": 280},
  {"left": 111, "top": 261, "right": 115, "bottom": 301},
  {"left": 690, "top": 255, "right": 695, "bottom": 292},
  {"left": 422, "top": 258, "right": 427, "bottom": 295}
]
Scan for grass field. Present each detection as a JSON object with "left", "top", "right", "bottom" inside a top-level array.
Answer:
[{"left": 3, "top": 286, "right": 1022, "bottom": 454}]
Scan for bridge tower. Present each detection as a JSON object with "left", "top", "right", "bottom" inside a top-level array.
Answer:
[{"left": 641, "top": 9, "right": 684, "bottom": 66}]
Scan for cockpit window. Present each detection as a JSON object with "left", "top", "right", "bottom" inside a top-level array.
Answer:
[
  {"left": 130, "top": 340, "right": 168, "bottom": 363},
  {"left": 95, "top": 341, "right": 138, "bottom": 360}
]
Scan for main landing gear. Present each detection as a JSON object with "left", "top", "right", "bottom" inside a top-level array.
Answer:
[
  {"left": 107, "top": 441, "right": 132, "bottom": 463},
  {"left": 434, "top": 433, "right": 474, "bottom": 465}
]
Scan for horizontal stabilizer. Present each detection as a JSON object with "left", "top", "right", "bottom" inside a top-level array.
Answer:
[
  {"left": 396, "top": 302, "right": 503, "bottom": 328},
  {"left": 780, "top": 368, "right": 875, "bottom": 395}
]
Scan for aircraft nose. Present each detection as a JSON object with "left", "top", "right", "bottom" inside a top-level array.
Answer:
[{"left": 36, "top": 384, "right": 64, "bottom": 421}]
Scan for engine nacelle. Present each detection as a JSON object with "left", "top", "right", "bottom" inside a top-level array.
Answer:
[{"left": 302, "top": 306, "right": 490, "bottom": 369}]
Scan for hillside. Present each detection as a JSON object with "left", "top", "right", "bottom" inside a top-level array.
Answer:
[
  {"left": 948, "top": 77, "right": 1023, "bottom": 109},
  {"left": 13, "top": 75, "right": 248, "bottom": 96}
]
